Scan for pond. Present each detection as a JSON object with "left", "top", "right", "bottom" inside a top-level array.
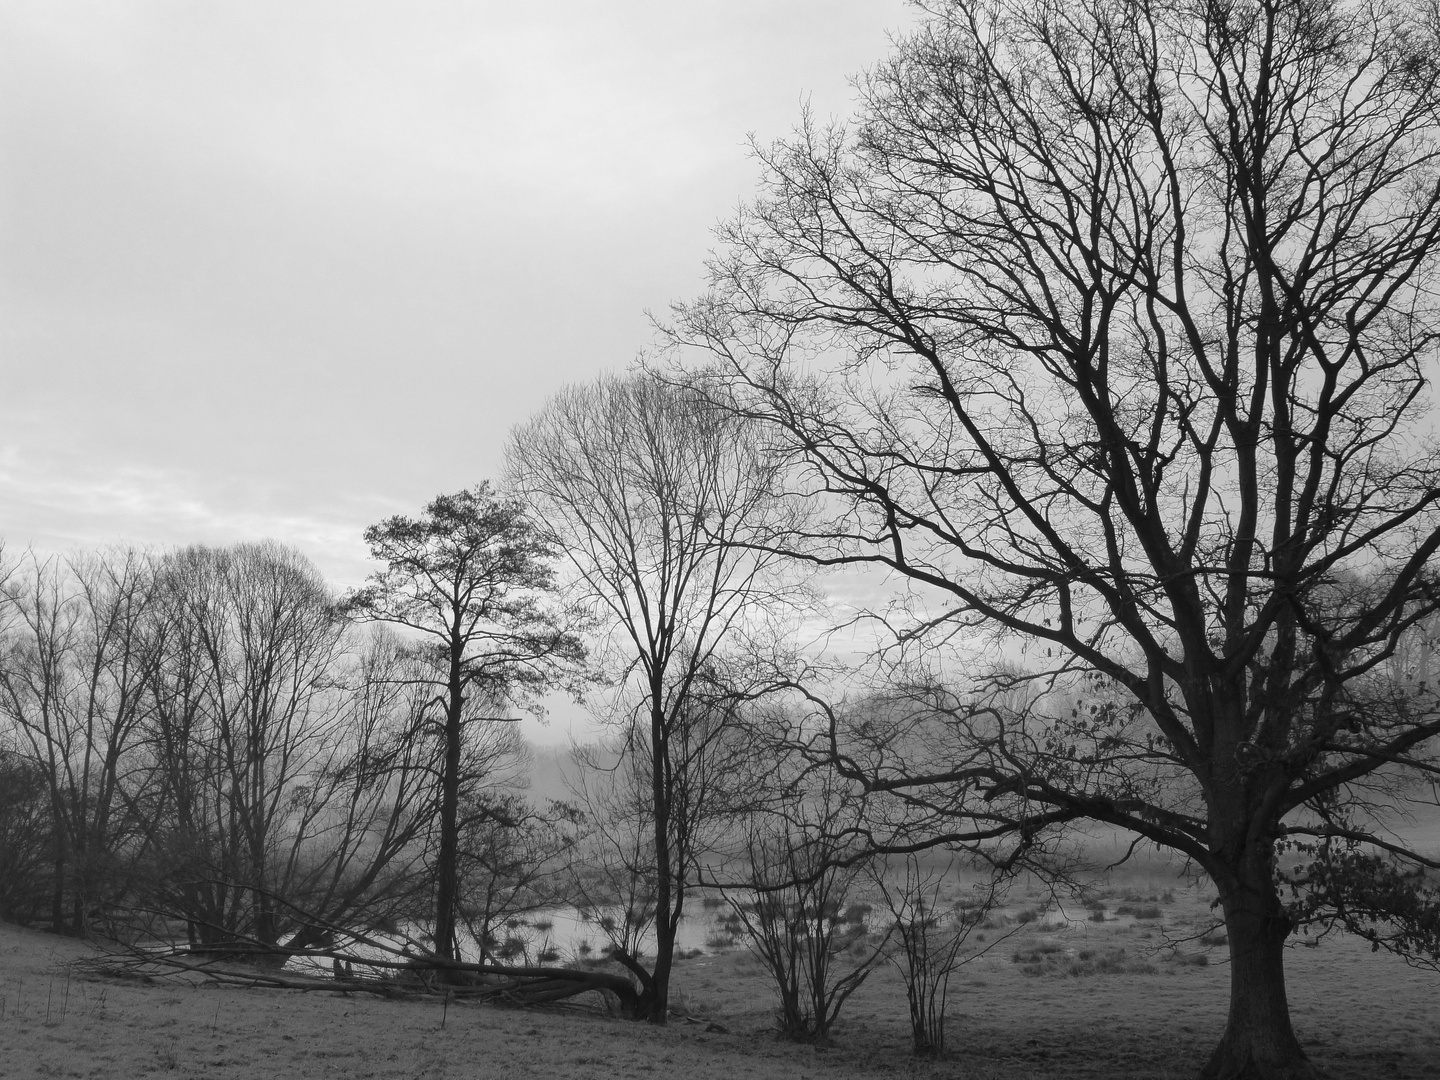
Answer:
[{"left": 480, "top": 898, "right": 745, "bottom": 965}]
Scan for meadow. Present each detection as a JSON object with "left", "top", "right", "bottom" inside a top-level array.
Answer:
[{"left": 3, "top": 869, "right": 1437, "bottom": 1080}]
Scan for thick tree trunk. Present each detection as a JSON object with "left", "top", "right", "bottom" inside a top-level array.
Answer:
[
  {"left": 650, "top": 909, "right": 677, "bottom": 1023},
  {"left": 1202, "top": 854, "right": 1322, "bottom": 1080}
]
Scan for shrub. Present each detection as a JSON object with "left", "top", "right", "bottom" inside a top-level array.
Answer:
[
  {"left": 1015, "top": 946, "right": 1157, "bottom": 977},
  {"left": 1115, "top": 904, "right": 1163, "bottom": 920},
  {"left": 729, "top": 821, "right": 887, "bottom": 1043}
]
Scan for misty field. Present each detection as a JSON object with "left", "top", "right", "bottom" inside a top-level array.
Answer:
[{"left": 4, "top": 869, "right": 1436, "bottom": 1080}]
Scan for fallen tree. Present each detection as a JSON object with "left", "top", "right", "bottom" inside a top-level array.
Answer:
[{"left": 86, "top": 937, "right": 642, "bottom": 1014}]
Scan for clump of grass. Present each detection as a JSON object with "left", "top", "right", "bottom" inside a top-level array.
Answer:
[
  {"left": 1115, "top": 904, "right": 1164, "bottom": 920},
  {"left": 842, "top": 904, "right": 872, "bottom": 926},
  {"left": 1037, "top": 919, "right": 1070, "bottom": 932},
  {"left": 1014, "top": 907, "right": 1041, "bottom": 924},
  {"left": 1068, "top": 948, "right": 1156, "bottom": 976},
  {"left": 1012, "top": 943, "right": 1066, "bottom": 963},
  {"left": 667, "top": 988, "right": 710, "bottom": 1018},
  {"left": 1082, "top": 896, "right": 1107, "bottom": 912},
  {"left": 1013, "top": 945, "right": 1156, "bottom": 977},
  {"left": 1171, "top": 952, "right": 1208, "bottom": 966},
  {"left": 1089, "top": 910, "right": 1106, "bottom": 923}
]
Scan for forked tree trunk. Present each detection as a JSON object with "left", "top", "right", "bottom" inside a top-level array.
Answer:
[{"left": 1202, "top": 851, "right": 1321, "bottom": 1080}]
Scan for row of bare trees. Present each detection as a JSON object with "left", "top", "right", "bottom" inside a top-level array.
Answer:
[
  {"left": 0, "top": 376, "right": 823, "bottom": 1027},
  {"left": 0, "top": 538, "right": 557, "bottom": 967}
]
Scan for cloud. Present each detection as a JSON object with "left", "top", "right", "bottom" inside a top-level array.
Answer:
[{"left": 0, "top": 445, "right": 384, "bottom": 585}]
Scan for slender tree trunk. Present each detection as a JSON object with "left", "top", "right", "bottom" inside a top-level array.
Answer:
[
  {"left": 50, "top": 849, "right": 65, "bottom": 935},
  {"left": 648, "top": 694, "right": 672, "bottom": 1023},
  {"left": 1202, "top": 845, "right": 1320, "bottom": 1080},
  {"left": 49, "top": 789, "right": 68, "bottom": 935},
  {"left": 433, "top": 654, "right": 464, "bottom": 970}
]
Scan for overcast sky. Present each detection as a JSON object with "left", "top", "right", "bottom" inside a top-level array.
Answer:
[{"left": 0, "top": 1, "right": 915, "bottom": 596}]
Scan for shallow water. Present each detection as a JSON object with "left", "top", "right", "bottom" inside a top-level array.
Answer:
[{"left": 493, "top": 902, "right": 740, "bottom": 964}]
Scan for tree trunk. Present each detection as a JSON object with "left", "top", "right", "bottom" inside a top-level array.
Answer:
[
  {"left": 647, "top": 695, "right": 672, "bottom": 1024},
  {"left": 50, "top": 848, "right": 65, "bottom": 935},
  {"left": 1202, "top": 852, "right": 1322, "bottom": 1080},
  {"left": 650, "top": 910, "right": 676, "bottom": 1023},
  {"left": 434, "top": 658, "right": 464, "bottom": 970}
]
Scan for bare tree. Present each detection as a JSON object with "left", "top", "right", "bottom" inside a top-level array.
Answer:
[
  {"left": 134, "top": 542, "right": 437, "bottom": 964},
  {"left": 674, "top": 0, "right": 1440, "bottom": 1074},
  {"left": 870, "top": 853, "right": 1004, "bottom": 1057},
  {"left": 138, "top": 542, "right": 351, "bottom": 955},
  {"left": 0, "top": 748, "right": 52, "bottom": 924},
  {"left": 0, "top": 548, "right": 160, "bottom": 934},
  {"left": 726, "top": 778, "right": 889, "bottom": 1043},
  {"left": 509, "top": 373, "right": 805, "bottom": 1022},
  {"left": 344, "top": 484, "right": 584, "bottom": 969}
]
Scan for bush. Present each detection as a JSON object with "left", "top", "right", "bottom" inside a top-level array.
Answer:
[
  {"left": 730, "top": 822, "right": 886, "bottom": 1043},
  {"left": 842, "top": 903, "right": 872, "bottom": 926},
  {"left": 1016, "top": 946, "right": 1157, "bottom": 977},
  {"left": 1115, "top": 904, "right": 1163, "bottom": 920}
]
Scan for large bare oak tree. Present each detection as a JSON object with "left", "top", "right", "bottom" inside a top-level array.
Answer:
[{"left": 674, "top": 0, "right": 1440, "bottom": 1075}]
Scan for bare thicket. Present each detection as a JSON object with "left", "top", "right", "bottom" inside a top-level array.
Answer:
[
  {"left": 870, "top": 853, "right": 1005, "bottom": 1057},
  {"left": 135, "top": 543, "right": 438, "bottom": 961},
  {"left": 0, "top": 549, "right": 159, "bottom": 935},
  {"left": 725, "top": 777, "right": 889, "bottom": 1043}
]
